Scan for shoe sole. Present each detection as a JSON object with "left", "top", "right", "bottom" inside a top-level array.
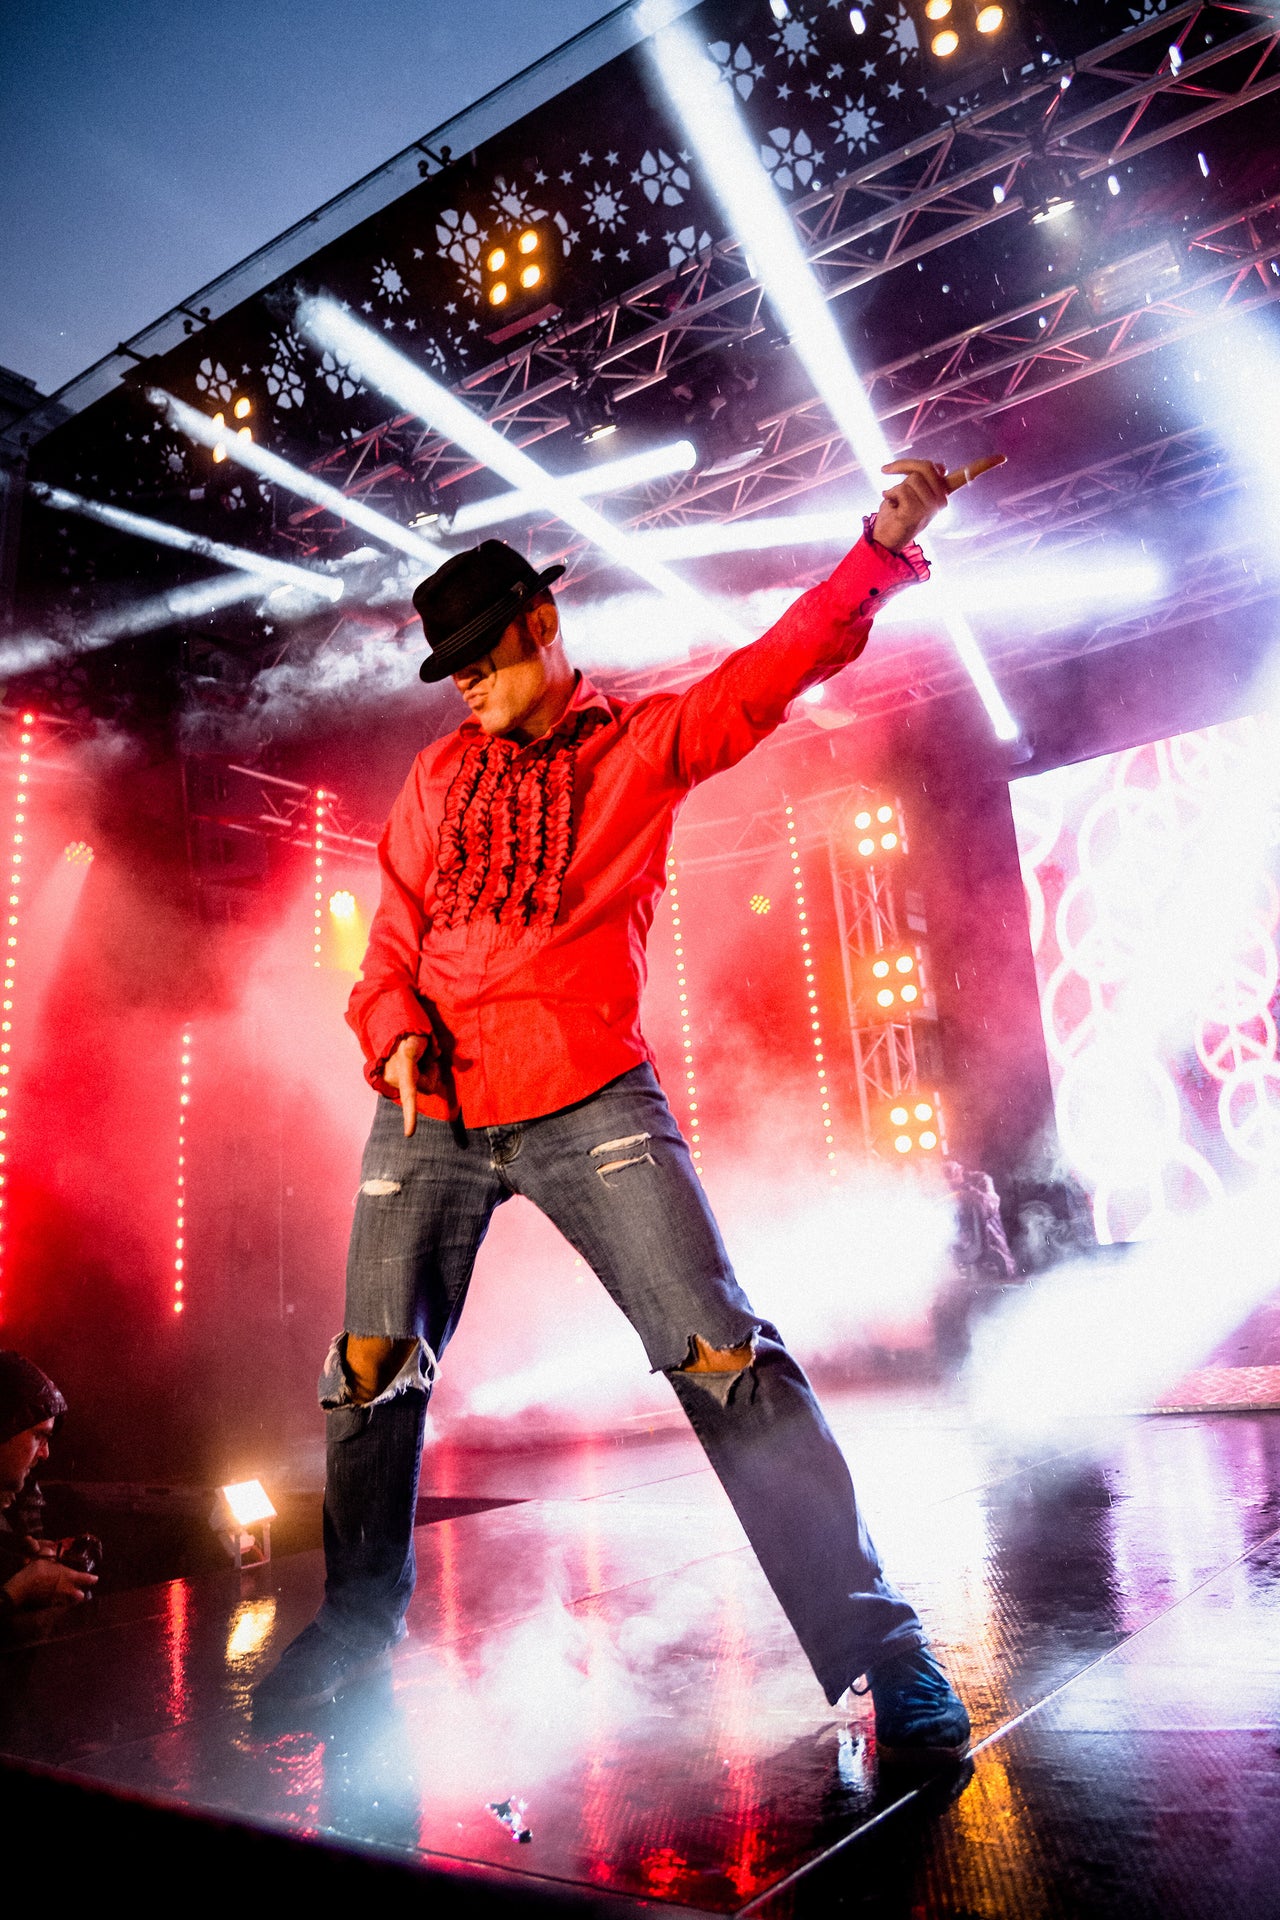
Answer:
[{"left": 252, "top": 1647, "right": 391, "bottom": 1719}]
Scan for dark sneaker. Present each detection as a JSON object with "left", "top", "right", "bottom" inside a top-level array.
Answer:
[
  {"left": 869, "top": 1645, "right": 971, "bottom": 1766},
  {"left": 252, "top": 1621, "right": 391, "bottom": 1719}
]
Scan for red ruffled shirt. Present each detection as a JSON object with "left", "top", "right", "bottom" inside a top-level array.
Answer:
[{"left": 348, "top": 531, "right": 927, "bottom": 1127}]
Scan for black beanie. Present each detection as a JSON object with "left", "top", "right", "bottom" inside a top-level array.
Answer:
[{"left": 0, "top": 1352, "right": 67, "bottom": 1444}]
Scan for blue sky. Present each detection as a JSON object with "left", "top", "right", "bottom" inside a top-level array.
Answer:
[{"left": 0, "top": 0, "right": 622, "bottom": 394}]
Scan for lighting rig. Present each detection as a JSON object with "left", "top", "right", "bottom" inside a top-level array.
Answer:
[
  {"left": 827, "top": 792, "right": 941, "bottom": 1155},
  {"left": 483, "top": 221, "right": 560, "bottom": 344},
  {"left": 914, "top": 0, "right": 1034, "bottom": 105}
]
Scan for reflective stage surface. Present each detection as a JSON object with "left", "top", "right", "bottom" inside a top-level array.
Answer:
[{"left": 3, "top": 1392, "right": 1279, "bottom": 1916}]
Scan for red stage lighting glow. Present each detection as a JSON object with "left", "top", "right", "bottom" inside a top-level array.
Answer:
[
  {"left": 666, "top": 856, "right": 702, "bottom": 1175},
  {"left": 174, "top": 1028, "right": 190, "bottom": 1315},
  {"left": 0, "top": 716, "right": 36, "bottom": 1302},
  {"left": 784, "top": 805, "right": 838, "bottom": 1176}
]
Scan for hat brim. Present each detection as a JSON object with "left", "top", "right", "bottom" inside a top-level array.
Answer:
[{"left": 418, "top": 563, "right": 566, "bottom": 683}]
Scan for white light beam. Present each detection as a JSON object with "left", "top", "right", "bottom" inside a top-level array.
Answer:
[
  {"left": 30, "top": 482, "right": 344, "bottom": 602},
  {"left": 150, "top": 390, "right": 449, "bottom": 568},
  {"left": 0, "top": 573, "right": 270, "bottom": 679},
  {"left": 644, "top": 9, "right": 1021, "bottom": 741},
  {"left": 449, "top": 437, "right": 698, "bottom": 534},
  {"left": 297, "top": 299, "right": 745, "bottom": 641}
]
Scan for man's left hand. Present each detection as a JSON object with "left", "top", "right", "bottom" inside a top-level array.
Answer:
[{"left": 872, "top": 458, "right": 949, "bottom": 554}]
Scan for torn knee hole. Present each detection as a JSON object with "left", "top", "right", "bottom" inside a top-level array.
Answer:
[
  {"left": 679, "top": 1333, "right": 757, "bottom": 1376},
  {"left": 345, "top": 1334, "right": 420, "bottom": 1403}
]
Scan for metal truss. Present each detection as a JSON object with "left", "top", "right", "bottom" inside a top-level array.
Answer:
[
  {"left": 183, "top": 760, "right": 379, "bottom": 858},
  {"left": 286, "top": 0, "right": 1280, "bottom": 547},
  {"left": 827, "top": 818, "right": 923, "bottom": 1148},
  {"left": 672, "top": 779, "right": 931, "bottom": 1144}
]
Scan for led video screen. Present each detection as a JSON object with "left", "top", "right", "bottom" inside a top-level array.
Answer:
[{"left": 1010, "top": 715, "right": 1280, "bottom": 1244}]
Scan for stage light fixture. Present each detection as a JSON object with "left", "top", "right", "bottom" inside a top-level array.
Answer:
[
  {"left": 913, "top": 0, "right": 1030, "bottom": 104},
  {"left": 851, "top": 797, "right": 907, "bottom": 860},
  {"left": 784, "top": 804, "right": 839, "bottom": 1175},
  {"left": 862, "top": 947, "right": 923, "bottom": 1017},
  {"left": 877, "top": 1089, "right": 947, "bottom": 1159},
  {"left": 329, "top": 889, "right": 356, "bottom": 920},
  {"left": 153, "top": 389, "right": 449, "bottom": 567},
  {"left": 569, "top": 380, "right": 618, "bottom": 445},
  {"left": 666, "top": 857, "right": 703, "bottom": 1172},
  {"left": 645, "top": 12, "right": 1021, "bottom": 741},
  {"left": 30, "top": 481, "right": 345, "bottom": 603},
  {"left": 298, "top": 299, "right": 743, "bottom": 640},
  {"left": 63, "top": 841, "right": 94, "bottom": 865},
  {"left": 210, "top": 1479, "right": 276, "bottom": 1570},
  {"left": 233, "top": 397, "right": 252, "bottom": 420},
  {"left": 749, "top": 893, "right": 772, "bottom": 914},
  {"left": 481, "top": 222, "right": 558, "bottom": 343}
]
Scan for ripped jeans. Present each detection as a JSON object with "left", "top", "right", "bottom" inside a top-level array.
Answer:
[{"left": 318, "top": 1063, "right": 922, "bottom": 1702}]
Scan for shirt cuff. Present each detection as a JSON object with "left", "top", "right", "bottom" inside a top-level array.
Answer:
[{"left": 860, "top": 515, "right": 930, "bottom": 584}]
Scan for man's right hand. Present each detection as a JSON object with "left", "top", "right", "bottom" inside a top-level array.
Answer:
[
  {"left": 4, "top": 1557, "right": 97, "bottom": 1610},
  {"left": 384, "top": 1034, "right": 429, "bottom": 1137}
]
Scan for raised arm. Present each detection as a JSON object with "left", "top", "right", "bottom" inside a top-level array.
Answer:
[{"left": 628, "top": 459, "right": 946, "bottom": 787}]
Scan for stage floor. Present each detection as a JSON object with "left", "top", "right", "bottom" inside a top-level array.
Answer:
[{"left": 2, "top": 1390, "right": 1278, "bottom": 1915}]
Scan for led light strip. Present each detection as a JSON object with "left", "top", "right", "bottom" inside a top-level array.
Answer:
[
  {"left": 784, "top": 804, "right": 837, "bottom": 1177},
  {"left": 313, "top": 790, "right": 326, "bottom": 966},
  {"left": 666, "top": 855, "right": 703, "bottom": 1178},
  {"left": 174, "top": 1027, "right": 191, "bottom": 1315},
  {"left": 0, "top": 712, "right": 33, "bottom": 1297}
]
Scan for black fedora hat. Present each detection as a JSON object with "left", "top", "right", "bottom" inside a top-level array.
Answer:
[{"left": 412, "top": 540, "right": 566, "bottom": 684}]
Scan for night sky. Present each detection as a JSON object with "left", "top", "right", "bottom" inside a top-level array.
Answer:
[{"left": 0, "top": 0, "right": 623, "bottom": 397}]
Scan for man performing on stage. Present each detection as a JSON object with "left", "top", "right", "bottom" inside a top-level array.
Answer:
[{"left": 257, "top": 456, "right": 971, "bottom": 1764}]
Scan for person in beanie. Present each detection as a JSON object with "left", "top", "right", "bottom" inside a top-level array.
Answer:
[
  {"left": 0, "top": 1352, "right": 97, "bottom": 1620},
  {"left": 257, "top": 461, "right": 971, "bottom": 1766}
]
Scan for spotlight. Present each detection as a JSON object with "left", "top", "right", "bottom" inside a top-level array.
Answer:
[
  {"left": 329, "top": 889, "right": 356, "bottom": 920},
  {"left": 568, "top": 381, "right": 617, "bottom": 445},
  {"left": 749, "top": 893, "right": 772, "bottom": 914},
  {"left": 914, "top": 0, "right": 1030, "bottom": 104},
  {"left": 233, "top": 397, "right": 252, "bottom": 420},
  {"left": 1023, "top": 153, "right": 1077, "bottom": 224},
  {"left": 849, "top": 6, "right": 866, "bottom": 30},
  {"left": 862, "top": 947, "right": 925, "bottom": 1017},
  {"left": 850, "top": 797, "right": 906, "bottom": 858},
  {"left": 876, "top": 1090, "right": 947, "bottom": 1159},
  {"left": 481, "top": 222, "right": 558, "bottom": 343},
  {"left": 209, "top": 1479, "right": 276, "bottom": 1570}
]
